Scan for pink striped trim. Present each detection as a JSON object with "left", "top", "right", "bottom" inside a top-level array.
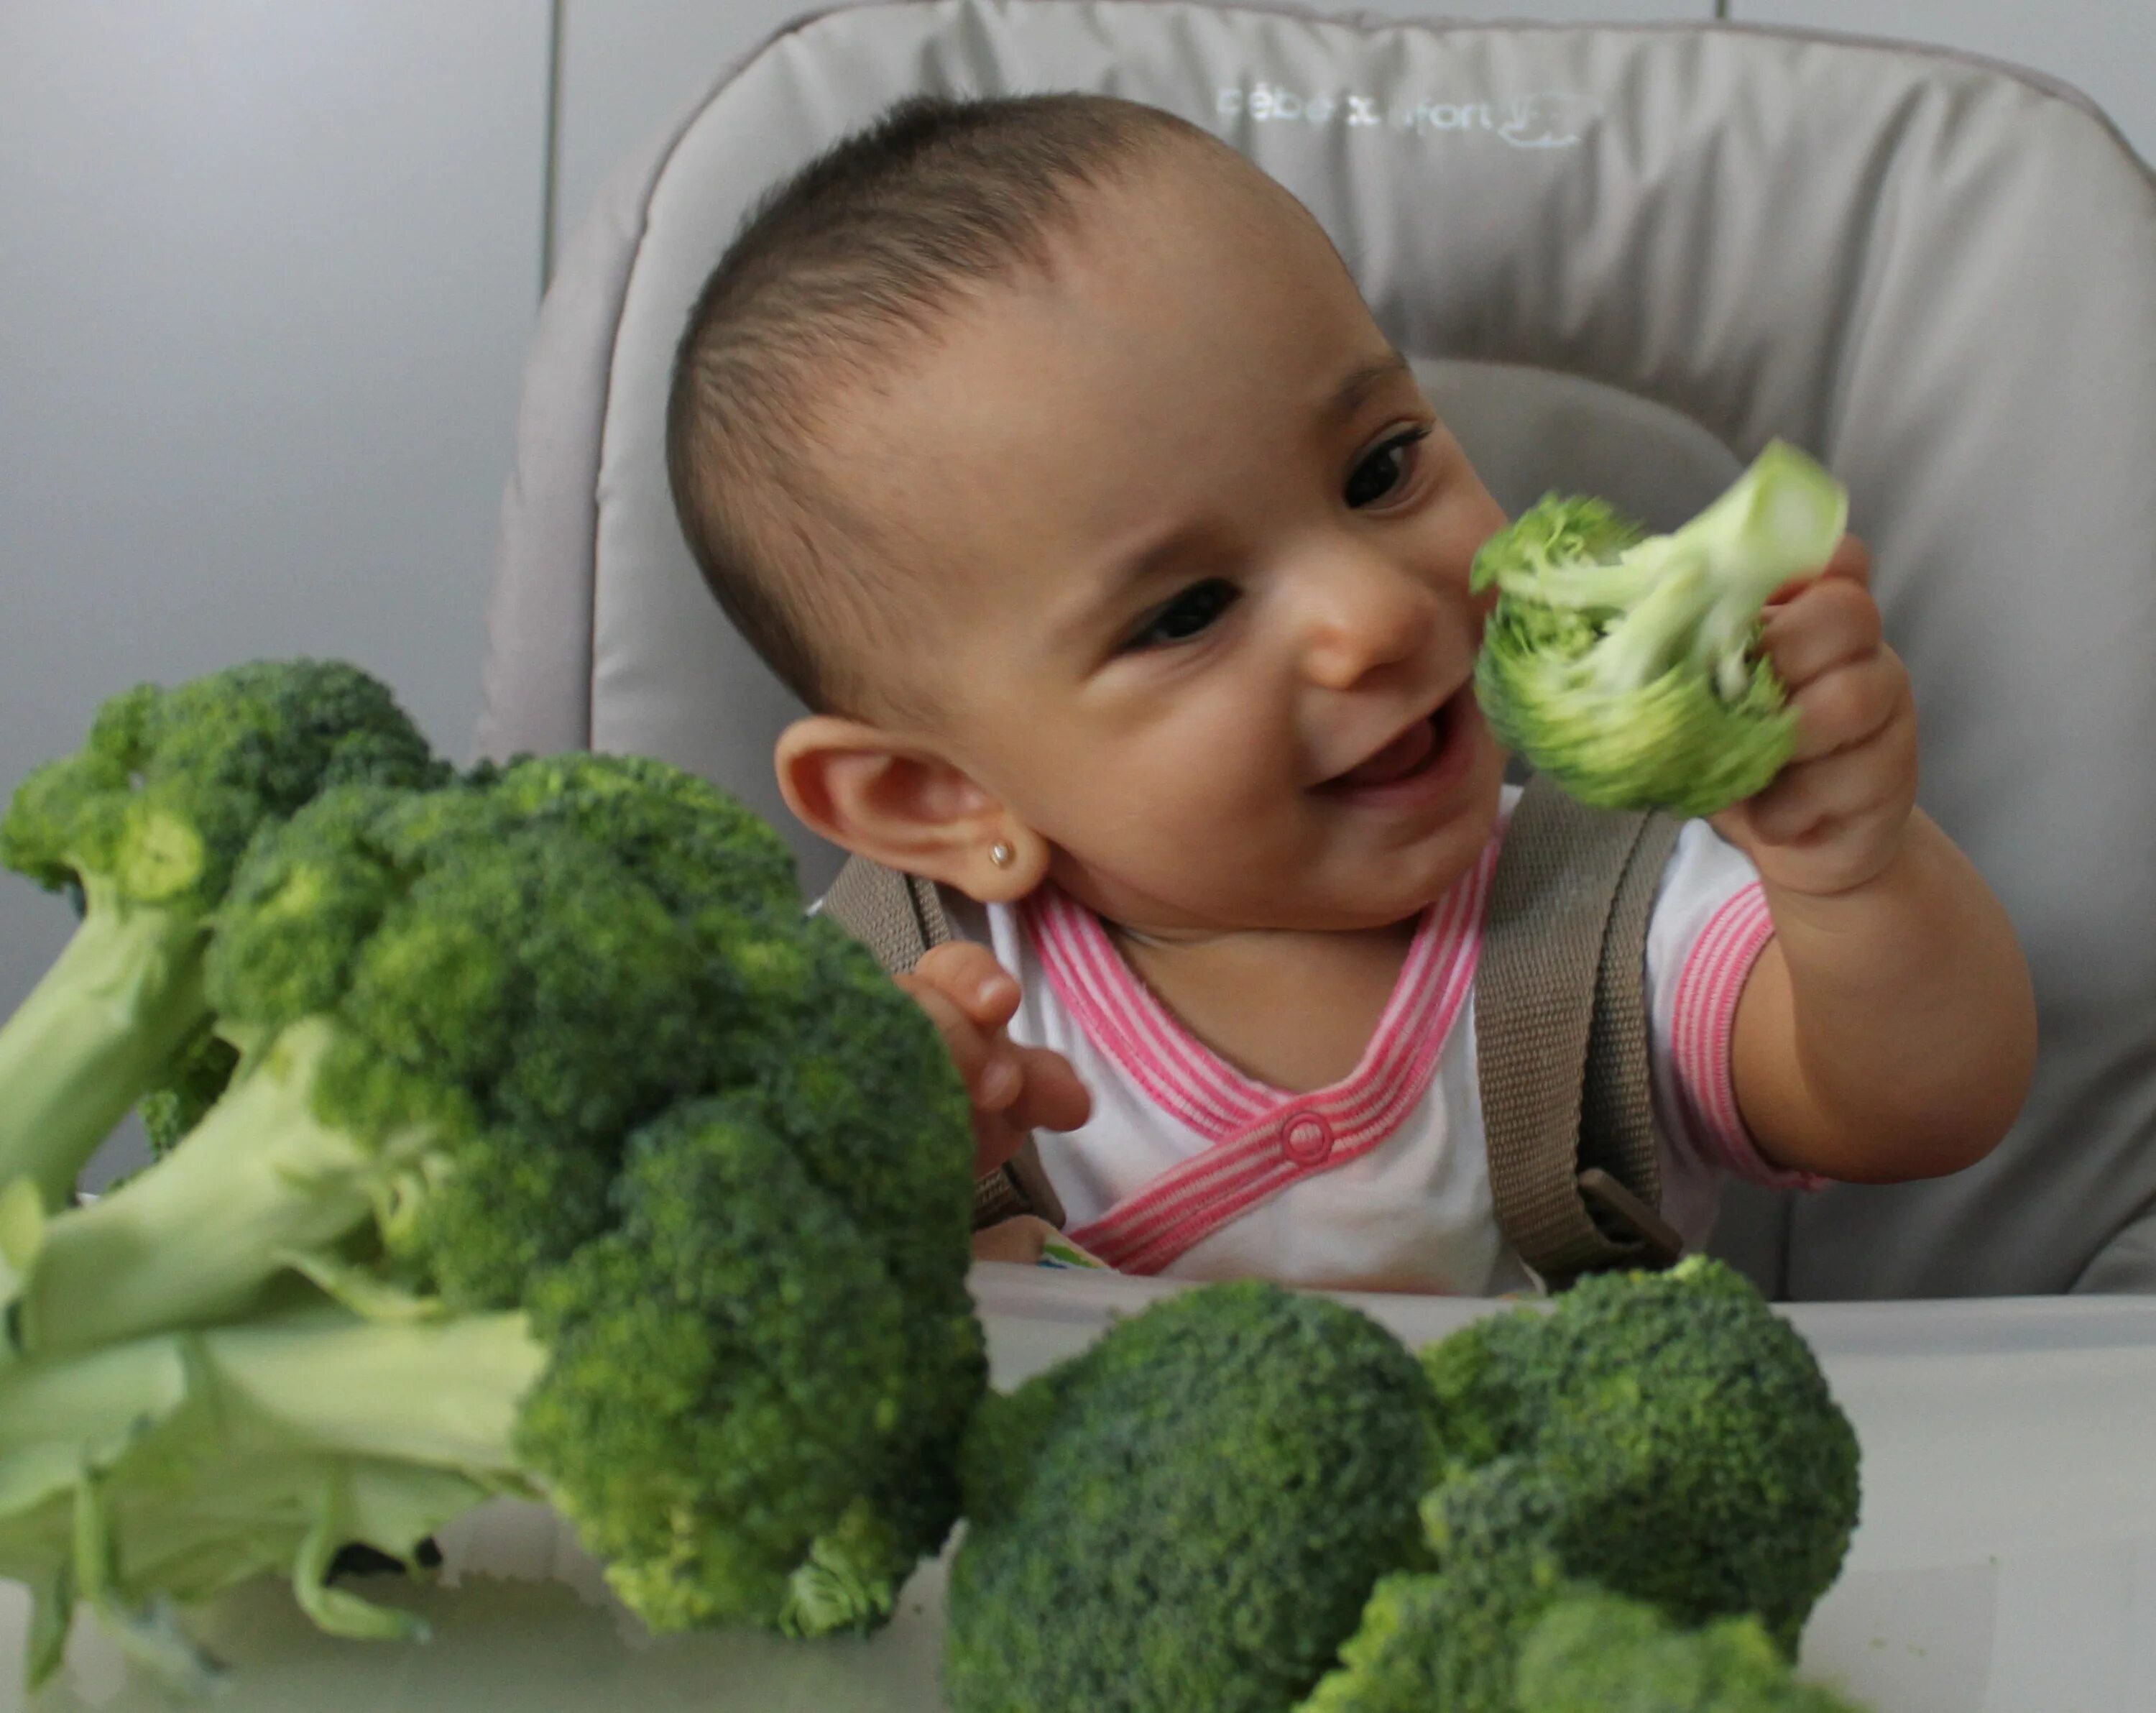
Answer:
[
  {"left": 1041, "top": 841, "right": 1501, "bottom": 1274},
  {"left": 1669, "top": 883, "right": 1822, "bottom": 1190}
]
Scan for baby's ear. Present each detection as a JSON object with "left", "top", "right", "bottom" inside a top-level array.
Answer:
[{"left": 773, "top": 717, "right": 1039, "bottom": 901}]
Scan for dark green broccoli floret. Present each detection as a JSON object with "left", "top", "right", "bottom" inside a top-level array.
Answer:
[
  {"left": 1, "top": 781, "right": 724, "bottom": 1352},
  {"left": 517, "top": 1089, "right": 980, "bottom": 1635},
  {"left": 139, "top": 1029, "right": 241, "bottom": 1158},
  {"left": 0, "top": 661, "right": 445, "bottom": 1208},
  {"left": 0, "top": 1085, "right": 975, "bottom": 1690},
  {"left": 475, "top": 750, "right": 800, "bottom": 918},
  {"left": 1471, "top": 443, "right": 1846, "bottom": 816},
  {"left": 1516, "top": 1591, "right": 1873, "bottom": 1712},
  {"left": 1299, "top": 1461, "right": 1574, "bottom": 1713},
  {"left": 0, "top": 769, "right": 982, "bottom": 1686},
  {"left": 1421, "top": 1257, "right": 1861, "bottom": 1653},
  {"left": 944, "top": 1280, "right": 1439, "bottom": 1713}
]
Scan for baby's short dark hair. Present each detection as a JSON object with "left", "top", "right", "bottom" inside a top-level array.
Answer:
[{"left": 665, "top": 91, "right": 1215, "bottom": 720}]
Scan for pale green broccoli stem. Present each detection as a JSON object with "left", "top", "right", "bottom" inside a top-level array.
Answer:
[
  {"left": 1585, "top": 547, "right": 1715, "bottom": 694},
  {"left": 1588, "top": 444, "right": 1849, "bottom": 702},
  {"left": 0, "top": 884, "right": 211, "bottom": 1211},
  {"left": 0, "top": 1309, "right": 540, "bottom": 1484},
  {"left": 196, "top": 1309, "right": 545, "bottom": 1479},
  {"left": 1508, "top": 546, "right": 1667, "bottom": 613},
  {"left": 4, "top": 1019, "right": 392, "bottom": 1357}
]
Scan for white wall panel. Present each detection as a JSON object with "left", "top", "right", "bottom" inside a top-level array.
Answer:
[
  {"left": 1733, "top": 1, "right": 2155, "bottom": 167},
  {"left": 0, "top": 3, "right": 551, "bottom": 1172},
  {"left": 553, "top": 0, "right": 1718, "bottom": 262}
]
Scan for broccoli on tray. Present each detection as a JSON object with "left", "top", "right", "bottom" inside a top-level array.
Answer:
[
  {"left": 1470, "top": 441, "right": 1849, "bottom": 817},
  {"left": 0, "top": 671, "right": 985, "bottom": 1692},
  {"left": 946, "top": 1259, "right": 1869, "bottom": 1713}
]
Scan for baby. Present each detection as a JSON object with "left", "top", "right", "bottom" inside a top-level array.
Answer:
[{"left": 665, "top": 92, "right": 2037, "bottom": 1292}]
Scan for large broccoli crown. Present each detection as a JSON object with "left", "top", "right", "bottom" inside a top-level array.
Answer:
[
  {"left": 1420, "top": 1258, "right": 1861, "bottom": 1650},
  {"left": 1516, "top": 1591, "right": 1871, "bottom": 1713},
  {"left": 0, "top": 660, "right": 446, "bottom": 911},
  {"left": 476, "top": 751, "right": 799, "bottom": 918},
  {"left": 203, "top": 779, "right": 734, "bottom": 1308},
  {"left": 946, "top": 1280, "right": 1439, "bottom": 1713},
  {"left": 1470, "top": 443, "right": 1847, "bottom": 817},
  {"left": 514, "top": 1092, "right": 938, "bottom": 1635}
]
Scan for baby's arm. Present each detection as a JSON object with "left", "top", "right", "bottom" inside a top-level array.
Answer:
[{"left": 1715, "top": 537, "right": 2038, "bottom": 1181}]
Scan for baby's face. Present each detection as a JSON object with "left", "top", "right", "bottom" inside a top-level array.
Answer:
[{"left": 821, "top": 147, "right": 1508, "bottom": 934}]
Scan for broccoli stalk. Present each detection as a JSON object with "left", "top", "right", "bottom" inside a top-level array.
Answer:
[
  {"left": 0, "top": 1019, "right": 400, "bottom": 1354},
  {"left": 0, "top": 662, "right": 445, "bottom": 1208},
  {"left": 1470, "top": 441, "right": 1850, "bottom": 816},
  {"left": 0, "top": 750, "right": 985, "bottom": 1681},
  {"left": 0, "top": 886, "right": 210, "bottom": 1209},
  {"left": 1, "top": 1089, "right": 973, "bottom": 1691},
  {"left": 0, "top": 1305, "right": 534, "bottom": 1694}
]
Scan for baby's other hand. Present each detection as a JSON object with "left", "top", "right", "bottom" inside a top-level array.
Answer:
[
  {"left": 1710, "top": 535, "right": 1920, "bottom": 897},
  {"left": 898, "top": 942, "right": 1092, "bottom": 1180}
]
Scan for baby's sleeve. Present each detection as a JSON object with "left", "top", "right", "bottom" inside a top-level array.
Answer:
[{"left": 1643, "top": 822, "right": 1828, "bottom": 1249}]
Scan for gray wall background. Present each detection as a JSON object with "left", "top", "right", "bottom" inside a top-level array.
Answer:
[{"left": 2, "top": 0, "right": 2148, "bottom": 1183}]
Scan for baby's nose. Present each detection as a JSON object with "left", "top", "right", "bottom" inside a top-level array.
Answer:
[{"left": 1296, "top": 547, "right": 1443, "bottom": 688}]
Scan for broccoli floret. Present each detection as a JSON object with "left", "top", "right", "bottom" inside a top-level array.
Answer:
[
  {"left": 516, "top": 1089, "right": 978, "bottom": 1635},
  {"left": 1301, "top": 1438, "right": 1604, "bottom": 1713},
  {"left": 475, "top": 750, "right": 800, "bottom": 918},
  {"left": 139, "top": 1028, "right": 241, "bottom": 1159},
  {"left": 0, "top": 781, "right": 727, "bottom": 1353},
  {"left": 1516, "top": 1591, "right": 1874, "bottom": 1712},
  {"left": 0, "top": 1083, "right": 975, "bottom": 1690},
  {"left": 944, "top": 1280, "right": 1439, "bottom": 1713},
  {"left": 0, "top": 661, "right": 445, "bottom": 1208},
  {"left": 0, "top": 793, "right": 982, "bottom": 1687},
  {"left": 1471, "top": 443, "right": 1848, "bottom": 816},
  {"left": 1421, "top": 1257, "right": 1861, "bottom": 1653}
]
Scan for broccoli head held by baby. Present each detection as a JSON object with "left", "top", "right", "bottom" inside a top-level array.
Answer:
[
  {"left": 0, "top": 661, "right": 985, "bottom": 1692},
  {"left": 1473, "top": 442, "right": 1849, "bottom": 817}
]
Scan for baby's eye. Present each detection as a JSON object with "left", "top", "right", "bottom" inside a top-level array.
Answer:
[
  {"left": 1345, "top": 426, "right": 1434, "bottom": 509},
  {"left": 1123, "top": 578, "right": 1240, "bottom": 651}
]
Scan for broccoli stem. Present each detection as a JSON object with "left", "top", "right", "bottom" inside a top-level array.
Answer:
[
  {"left": 8, "top": 1019, "right": 389, "bottom": 1357},
  {"left": 0, "top": 892, "right": 210, "bottom": 1211},
  {"left": 196, "top": 1309, "right": 543, "bottom": 1480}
]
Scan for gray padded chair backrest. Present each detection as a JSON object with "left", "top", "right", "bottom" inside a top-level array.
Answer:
[{"left": 478, "top": 0, "right": 2156, "bottom": 1300}]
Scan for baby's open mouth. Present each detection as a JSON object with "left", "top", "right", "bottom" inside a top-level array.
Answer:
[{"left": 1321, "top": 694, "right": 1458, "bottom": 793}]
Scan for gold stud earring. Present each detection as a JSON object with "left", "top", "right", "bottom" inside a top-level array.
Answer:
[{"left": 990, "top": 841, "right": 1014, "bottom": 868}]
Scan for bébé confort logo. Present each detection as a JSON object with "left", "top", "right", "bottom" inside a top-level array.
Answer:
[{"left": 1218, "top": 83, "right": 1598, "bottom": 148}]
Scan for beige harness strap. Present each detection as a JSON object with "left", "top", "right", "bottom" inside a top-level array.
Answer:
[
  {"left": 819, "top": 855, "right": 1065, "bottom": 1230},
  {"left": 1476, "top": 776, "right": 1685, "bottom": 1288}
]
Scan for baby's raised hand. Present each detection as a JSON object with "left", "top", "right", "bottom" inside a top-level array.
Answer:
[
  {"left": 1710, "top": 535, "right": 1919, "bottom": 897},
  {"left": 897, "top": 942, "right": 1092, "bottom": 1180}
]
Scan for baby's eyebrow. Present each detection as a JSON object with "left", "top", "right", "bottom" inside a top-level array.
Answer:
[
  {"left": 1049, "top": 346, "right": 1417, "bottom": 651},
  {"left": 1327, "top": 348, "right": 1414, "bottom": 424}
]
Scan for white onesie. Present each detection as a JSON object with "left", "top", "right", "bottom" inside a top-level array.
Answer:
[{"left": 929, "top": 787, "right": 1821, "bottom": 1295}]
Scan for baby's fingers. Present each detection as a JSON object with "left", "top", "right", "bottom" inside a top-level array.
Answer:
[
  {"left": 911, "top": 941, "right": 1021, "bottom": 1028},
  {"left": 1783, "top": 653, "right": 1909, "bottom": 763},
  {"left": 895, "top": 973, "right": 1017, "bottom": 1106},
  {"left": 1005, "top": 1045, "right": 1093, "bottom": 1134},
  {"left": 1758, "top": 575, "right": 1883, "bottom": 694}
]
